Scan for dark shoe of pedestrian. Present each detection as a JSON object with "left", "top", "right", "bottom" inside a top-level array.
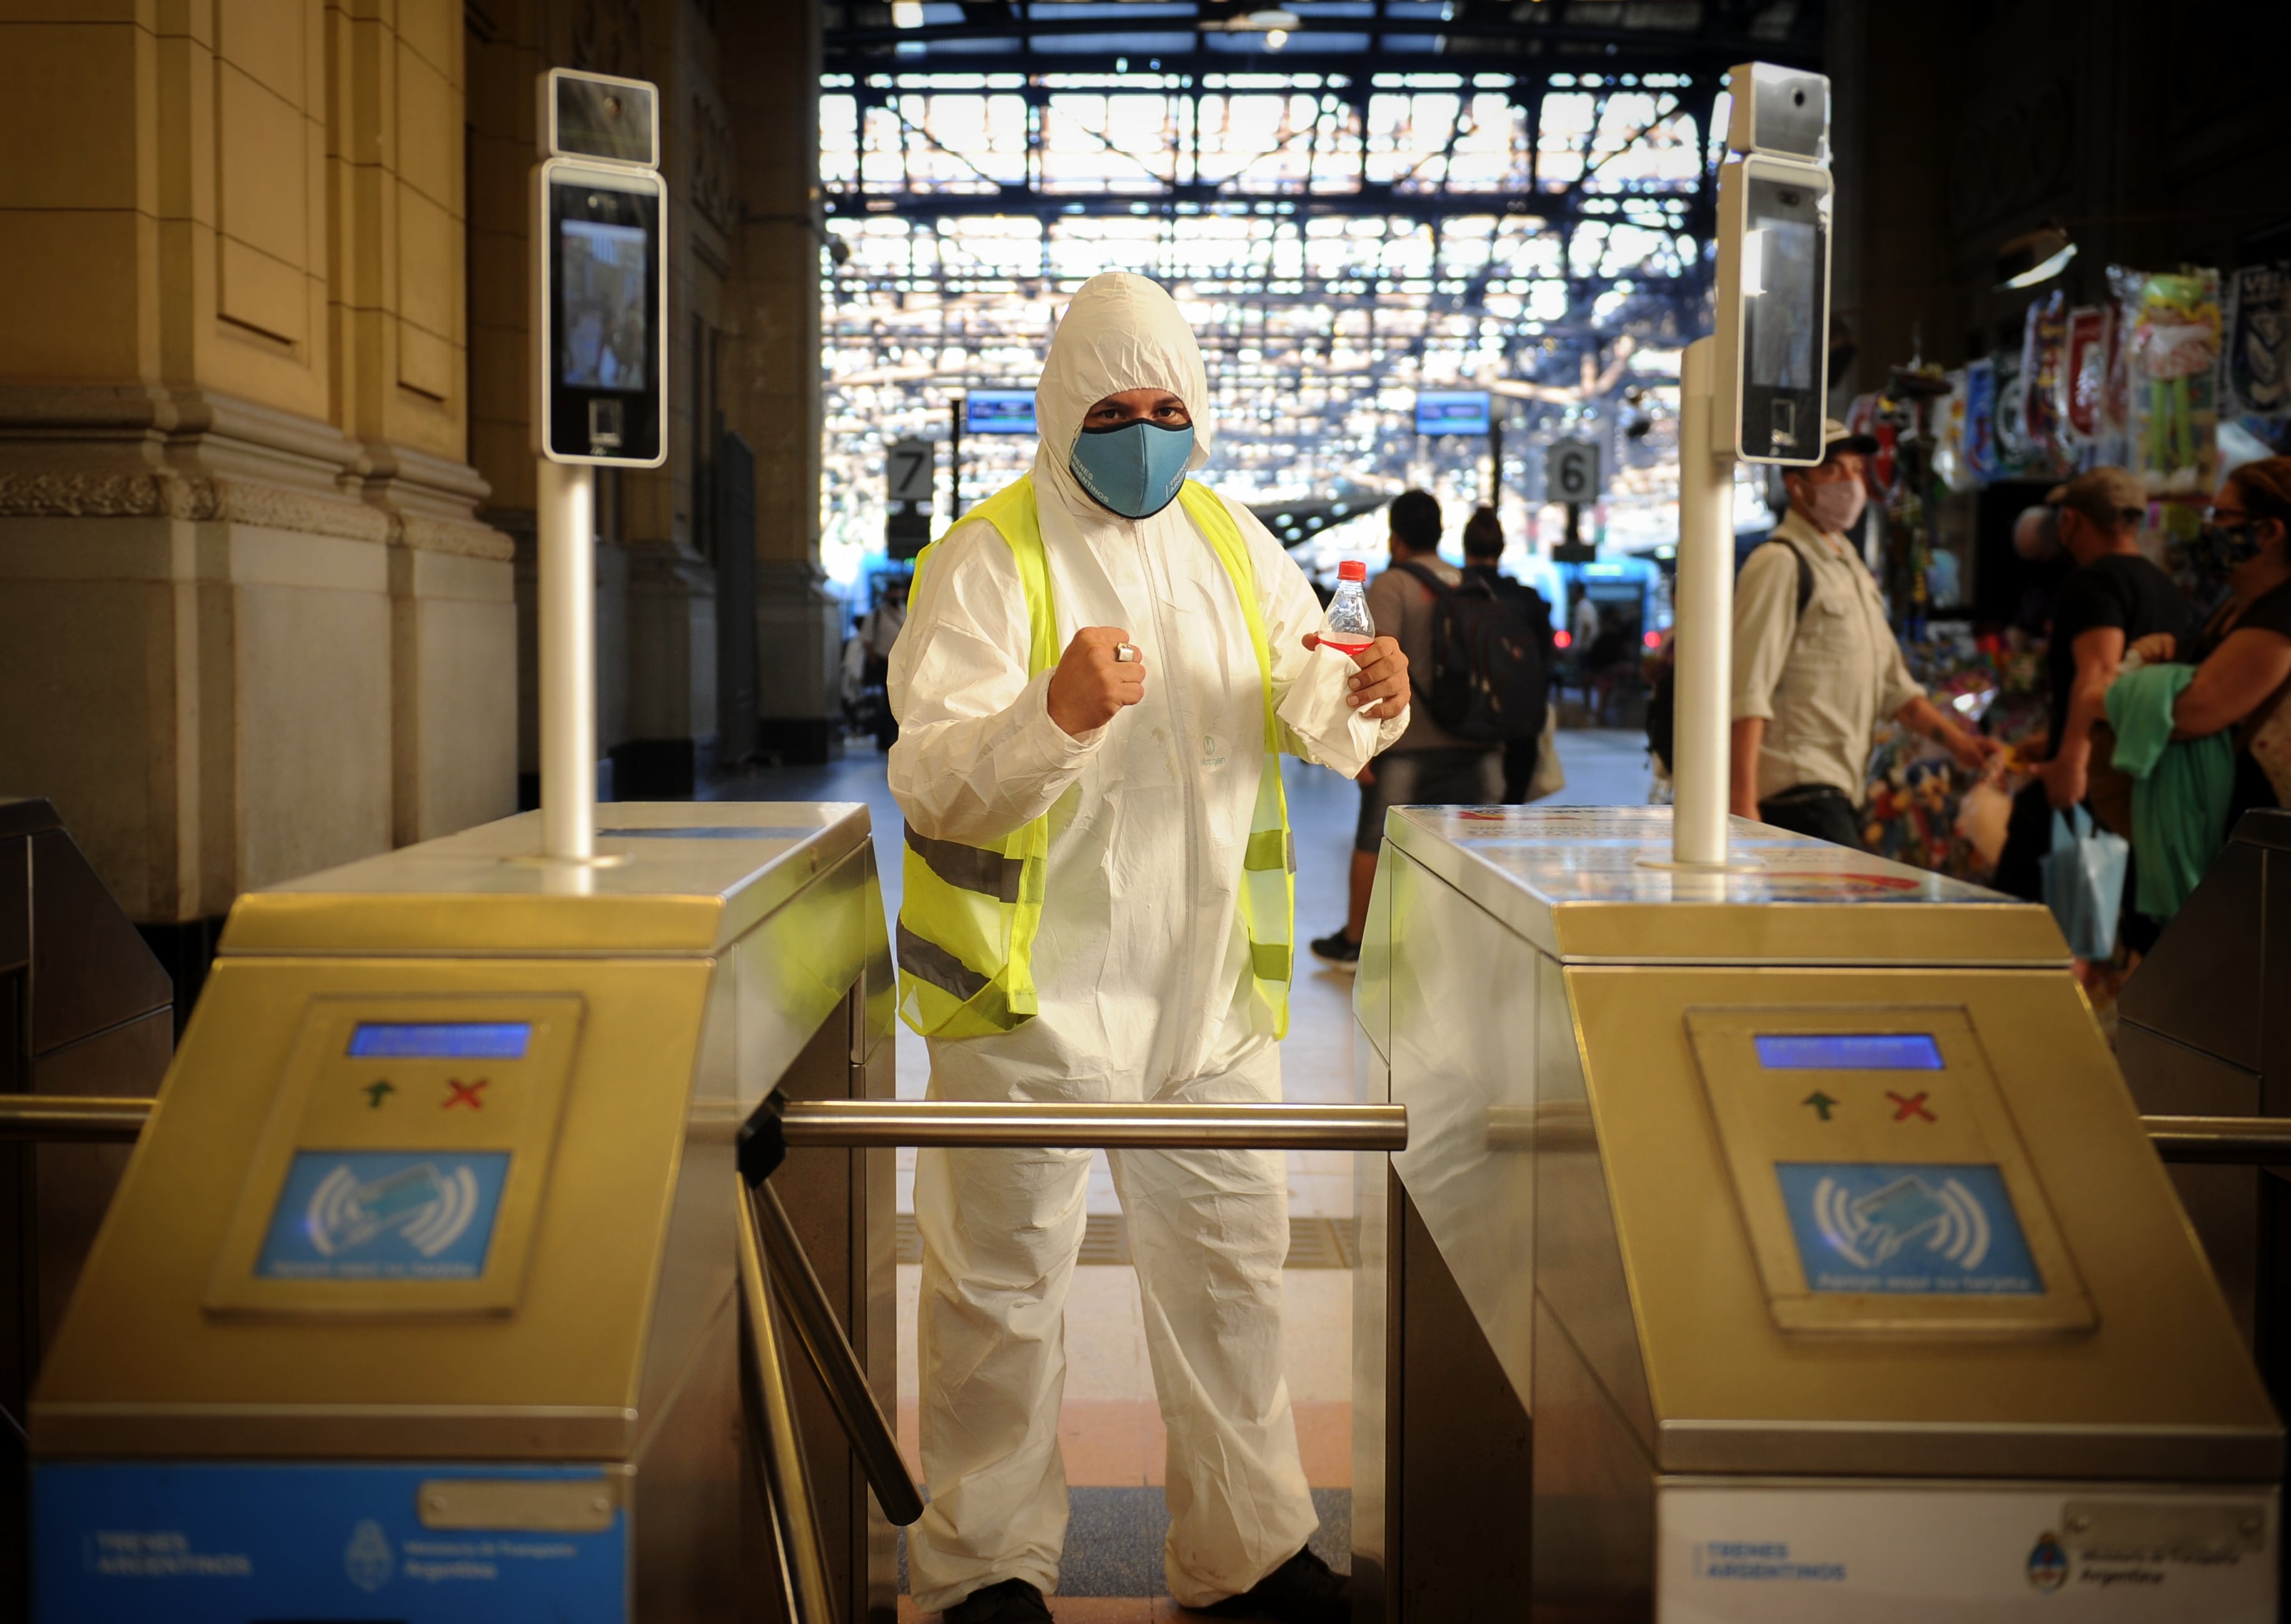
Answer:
[
  {"left": 945, "top": 1577, "right": 1052, "bottom": 1624},
  {"left": 1308, "top": 930, "right": 1360, "bottom": 971},
  {"left": 1203, "top": 1545, "right": 1351, "bottom": 1623}
]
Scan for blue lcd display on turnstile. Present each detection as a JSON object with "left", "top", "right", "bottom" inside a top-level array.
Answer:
[
  {"left": 1754, "top": 1033, "right": 1943, "bottom": 1071},
  {"left": 349, "top": 1022, "right": 532, "bottom": 1058}
]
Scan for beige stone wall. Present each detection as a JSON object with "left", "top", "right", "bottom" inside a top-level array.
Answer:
[{"left": 0, "top": 0, "right": 513, "bottom": 924}]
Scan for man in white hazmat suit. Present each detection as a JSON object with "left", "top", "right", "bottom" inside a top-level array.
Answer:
[{"left": 888, "top": 272, "right": 1412, "bottom": 1624}]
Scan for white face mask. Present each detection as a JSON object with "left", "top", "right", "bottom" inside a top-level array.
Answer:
[{"left": 1797, "top": 476, "right": 1868, "bottom": 535}]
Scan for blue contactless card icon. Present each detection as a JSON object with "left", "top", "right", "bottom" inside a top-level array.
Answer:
[
  {"left": 258, "top": 1152, "right": 510, "bottom": 1281},
  {"left": 1774, "top": 1162, "right": 2043, "bottom": 1295}
]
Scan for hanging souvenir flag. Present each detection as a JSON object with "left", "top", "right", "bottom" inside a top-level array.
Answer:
[
  {"left": 2020, "top": 290, "right": 2069, "bottom": 459},
  {"left": 1964, "top": 358, "right": 1997, "bottom": 483},
  {"left": 1933, "top": 369, "right": 1973, "bottom": 492},
  {"left": 2063, "top": 306, "right": 2110, "bottom": 442},
  {"left": 1993, "top": 347, "right": 2032, "bottom": 472},
  {"left": 2225, "top": 262, "right": 2291, "bottom": 419}
]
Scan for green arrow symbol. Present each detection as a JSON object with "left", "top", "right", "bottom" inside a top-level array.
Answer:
[
  {"left": 1802, "top": 1091, "right": 1838, "bottom": 1122},
  {"left": 363, "top": 1079, "right": 396, "bottom": 1109}
]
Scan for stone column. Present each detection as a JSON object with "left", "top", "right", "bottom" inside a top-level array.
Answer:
[
  {"left": 0, "top": 0, "right": 512, "bottom": 943},
  {"left": 723, "top": 0, "right": 839, "bottom": 764}
]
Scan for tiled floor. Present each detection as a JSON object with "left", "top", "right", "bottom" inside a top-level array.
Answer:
[{"left": 715, "top": 728, "right": 1651, "bottom": 1617}]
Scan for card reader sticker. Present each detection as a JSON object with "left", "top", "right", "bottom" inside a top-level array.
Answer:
[
  {"left": 348, "top": 1021, "right": 530, "bottom": 1059},
  {"left": 1774, "top": 1162, "right": 2043, "bottom": 1295},
  {"left": 1755, "top": 1033, "right": 1943, "bottom": 1071},
  {"left": 257, "top": 1152, "right": 510, "bottom": 1280}
]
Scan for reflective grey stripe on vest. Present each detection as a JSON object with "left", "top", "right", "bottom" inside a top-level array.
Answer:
[
  {"left": 906, "top": 824, "right": 1025, "bottom": 904},
  {"left": 896, "top": 917, "right": 992, "bottom": 1003},
  {"left": 1244, "top": 828, "right": 1294, "bottom": 873}
]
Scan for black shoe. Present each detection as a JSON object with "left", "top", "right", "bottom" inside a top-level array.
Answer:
[
  {"left": 1203, "top": 1546, "right": 1351, "bottom": 1623},
  {"left": 945, "top": 1577, "right": 1052, "bottom": 1624},
  {"left": 1308, "top": 930, "right": 1360, "bottom": 971}
]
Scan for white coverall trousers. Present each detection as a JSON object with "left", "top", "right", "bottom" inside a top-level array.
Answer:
[{"left": 908, "top": 1048, "right": 1312, "bottom": 1611}]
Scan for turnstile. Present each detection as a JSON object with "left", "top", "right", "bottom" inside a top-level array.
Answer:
[
  {"left": 2117, "top": 809, "right": 2291, "bottom": 1411},
  {"left": 27, "top": 804, "right": 900, "bottom": 1623},
  {"left": 1353, "top": 805, "right": 2280, "bottom": 1622},
  {"left": 0, "top": 797, "right": 176, "bottom": 1610}
]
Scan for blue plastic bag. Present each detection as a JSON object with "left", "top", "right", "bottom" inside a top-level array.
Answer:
[{"left": 2040, "top": 806, "right": 2129, "bottom": 961}]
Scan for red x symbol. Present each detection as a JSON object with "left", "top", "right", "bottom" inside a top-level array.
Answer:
[
  {"left": 443, "top": 1077, "right": 488, "bottom": 1111},
  {"left": 1887, "top": 1091, "right": 1935, "bottom": 1123}
]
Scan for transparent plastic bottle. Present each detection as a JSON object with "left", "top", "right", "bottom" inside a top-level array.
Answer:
[{"left": 1320, "top": 560, "right": 1375, "bottom": 658}]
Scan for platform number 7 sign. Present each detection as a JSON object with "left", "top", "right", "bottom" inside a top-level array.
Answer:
[{"left": 887, "top": 438, "right": 934, "bottom": 504}]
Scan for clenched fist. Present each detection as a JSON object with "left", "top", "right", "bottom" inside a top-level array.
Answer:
[{"left": 1048, "top": 626, "right": 1146, "bottom": 737}]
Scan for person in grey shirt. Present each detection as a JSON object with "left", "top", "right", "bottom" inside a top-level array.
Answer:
[
  {"left": 1311, "top": 489, "right": 1502, "bottom": 968},
  {"left": 1729, "top": 421, "right": 1998, "bottom": 849}
]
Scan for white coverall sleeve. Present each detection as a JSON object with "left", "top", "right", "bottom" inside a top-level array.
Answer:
[
  {"left": 1729, "top": 542, "right": 1799, "bottom": 724},
  {"left": 886, "top": 521, "right": 1105, "bottom": 846},
  {"left": 1226, "top": 495, "right": 1409, "bottom": 763}
]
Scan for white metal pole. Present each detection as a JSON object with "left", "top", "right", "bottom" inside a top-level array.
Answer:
[
  {"left": 538, "top": 456, "right": 596, "bottom": 860},
  {"left": 1672, "top": 336, "right": 1736, "bottom": 867}
]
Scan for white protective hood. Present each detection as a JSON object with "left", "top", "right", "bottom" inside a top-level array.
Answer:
[{"left": 1030, "top": 272, "right": 1213, "bottom": 520}]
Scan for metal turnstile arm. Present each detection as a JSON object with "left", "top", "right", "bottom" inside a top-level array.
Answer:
[
  {"left": 750, "top": 1180, "right": 926, "bottom": 1526},
  {"left": 735, "top": 1169, "right": 841, "bottom": 1624}
]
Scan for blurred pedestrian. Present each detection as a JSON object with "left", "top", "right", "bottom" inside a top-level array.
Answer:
[
  {"left": 1730, "top": 419, "right": 2001, "bottom": 848},
  {"left": 2126, "top": 457, "right": 2291, "bottom": 824},
  {"left": 1991, "top": 469, "right": 2189, "bottom": 932},
  {"left": 1459, "top": 504, "right": 1554, "bottom": 801},
  {"left": 1312, "top": 490, "right": 1499, "bottom": 970}
]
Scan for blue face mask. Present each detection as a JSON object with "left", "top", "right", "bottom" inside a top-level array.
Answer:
[{"left": 1068, "top": 419, "right": 1195, "bottom": 519}]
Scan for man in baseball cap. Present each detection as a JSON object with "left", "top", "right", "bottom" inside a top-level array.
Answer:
[
  {"left": 1990, "top": 467, "right": 2191, "bottom": 951},
  {"left": 1729, "top": 419, "right": 1998, "bottom": 848}
]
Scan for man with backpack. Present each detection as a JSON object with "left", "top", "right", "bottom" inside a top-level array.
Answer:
[
  {"left": 1312, "top": 490, "right": 1548, "bottom": 968},
  {"left": 1460, "top": 505, "right": 1555, "bottom": 801},
  {"left": 1729, "top": 420, "right": 2000, "bottom": 848}
]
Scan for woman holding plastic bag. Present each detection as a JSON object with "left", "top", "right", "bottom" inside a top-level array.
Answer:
[{"left": 2112, "top": 457, "right": 2291, "bottom": 926}]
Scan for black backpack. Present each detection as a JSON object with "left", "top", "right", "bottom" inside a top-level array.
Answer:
[
  {"left": 1646, "top": 538, "right": 1813, "bottom": 774},
  {"left": 1392, "top": 562, "right": 1551, "bottom": 744}
]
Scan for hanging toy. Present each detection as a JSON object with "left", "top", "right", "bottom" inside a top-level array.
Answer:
[{"left": 2124, "top": 270, "right": 2222, "bottom": 496}]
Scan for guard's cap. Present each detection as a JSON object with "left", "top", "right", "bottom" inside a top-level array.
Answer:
[
  {"left": 1821, "top": 417, "right": 1880, "bottom": 457},
  {"left": 2046, "top": 466, "right": 2148, "bottom": 527}
]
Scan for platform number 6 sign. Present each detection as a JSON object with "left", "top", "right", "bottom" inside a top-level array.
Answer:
[{"left": 1546, "top": 440, "right": 1601, "bottom": 504}]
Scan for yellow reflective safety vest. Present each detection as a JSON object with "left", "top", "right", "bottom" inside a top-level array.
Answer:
[{"left": 896, "top": 475, "right": 1297, "bottom": 1041}]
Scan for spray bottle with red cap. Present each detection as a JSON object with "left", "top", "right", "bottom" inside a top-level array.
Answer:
[{"left": 1319, "top": 559, "right": 1375, "bottom": 659}]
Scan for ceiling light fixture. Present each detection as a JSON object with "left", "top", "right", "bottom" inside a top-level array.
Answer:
[
  {"left": 1995, "top": 221, "right": 2078, "bottom": 291},
  {"left": 1202, "top": 7, "right": 1303, "bottom": 35}
]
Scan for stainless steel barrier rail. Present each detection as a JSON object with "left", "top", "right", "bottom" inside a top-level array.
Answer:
[
  {"left": 2141, "top": 1116, "right": 2291, "bottom": 1165},
  {"left": 778, "top": 1099, "right": 1410, "bottom": 1151},
  {"left": 0, "top": 1096, "right": 1411, "bottom": 1152},
  {"left": 0, "top": 1096, "right": 152, "bottom": 1142},
  {"left": 41, "top": 1096, "right": 2291, "bottom": 1162}
]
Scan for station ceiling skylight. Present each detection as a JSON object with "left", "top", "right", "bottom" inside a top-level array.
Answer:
[{"left": 818, "top": 2, "right": 1822, "bottom": 590}]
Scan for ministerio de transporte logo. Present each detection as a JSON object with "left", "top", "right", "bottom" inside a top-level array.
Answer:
[
  {"left": 345, "top": 1518, "right": 394, "bottom": 1593},
  {"left": 2027, "top": 1530, "right": 2069, "bottom": 1593}
]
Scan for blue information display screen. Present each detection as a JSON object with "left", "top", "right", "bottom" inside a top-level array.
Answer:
[
  {"left": 1775, "top": 1162, "right": 2043, "bottom": 1295},
  {"left": 965, "top": 390, "right": 1038, "bottom": 435},
  {"left": 1415, "top": 390, "right": 1491, "bottom": 435},
  {"left": 1754, "top": 1033, "right": 1943, "bottom": 1071},
  {"left": 257, "top": 1152, "right": 510, "bottom": 1281},
  {"left": 348, "top": 1022, "right": 530, "bottom": 1059}
]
